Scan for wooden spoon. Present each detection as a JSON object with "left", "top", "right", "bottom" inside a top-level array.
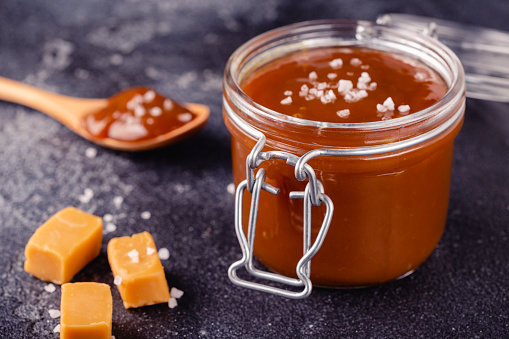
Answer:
[{"left": 0, "top": 76, "right": 210, "bottom": 151}]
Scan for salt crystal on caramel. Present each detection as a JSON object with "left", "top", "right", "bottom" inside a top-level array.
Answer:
[
  {"left": 24, "top": 207, "right": 102, "bottom": 284},
  {"left": 60, "top": 282, "right": 112, "bottom": 339},
  {"left": 107, "top": 231, "right": 170, "bottom": 308}
]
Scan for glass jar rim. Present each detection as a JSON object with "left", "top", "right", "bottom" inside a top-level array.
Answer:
[{"left": 224, "top": 19, "right": 465, "bottom": 133}]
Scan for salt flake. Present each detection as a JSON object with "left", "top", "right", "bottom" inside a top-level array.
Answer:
[
  {"left": 170, "top": 287, "right": 184, "bottom": 299},
  {"left": 337, "top": 109, "right": 350, "bottom": 118},
  {"left": 158, "top": 247, "right": 170, "bottom": 260},
  {"left": 280, "top": 96, "right": 292, "bottom": 105},
  {"left": 141, "top": 211, "right": 151, "bottom": 220},
  {"left": 168, "top": 297, "right": 178, "bottom": 309},
  {"left": 48, "top": 309, "right": 60, "bottom": 318},
  {"left": 53, "top": 324, "right": 60, "bottom": 333},
  {"left": 114, "top": 275, "right": 122, "bottom": 286},
  {"left": 44, "top": 283, "right": 56, "bottom": 293},
  {"left": 146, "top": 247, "right": 156, "bottom": 255}
]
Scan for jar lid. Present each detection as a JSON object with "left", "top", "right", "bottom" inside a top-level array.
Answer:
[{"left": 377, "top": 13, "right": 509, "bottom": 102}]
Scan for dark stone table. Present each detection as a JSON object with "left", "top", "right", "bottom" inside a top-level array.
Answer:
[{"left": 1, "top": 1, "right": 508, "bottom": 338}]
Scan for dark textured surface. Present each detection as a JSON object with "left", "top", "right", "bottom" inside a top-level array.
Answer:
[{"left": 1, "top": 1, "right": 508, "bottom": 338}]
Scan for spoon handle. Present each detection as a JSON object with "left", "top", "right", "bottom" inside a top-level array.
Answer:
[{"left": 0, "top": 76, "right": 107, "bottom": 129}]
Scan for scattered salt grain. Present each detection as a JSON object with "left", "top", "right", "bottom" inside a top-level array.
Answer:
[
  {"left": 398, "top": 105, "right": 410, "bottom": 113},
  {"left": 44, "top": 283, "right": 56, "bottom": 293},
  {"left": 327, "top": 73, "right": 337, "bottom": 80},
  {"left": 329, "top": 58, "right": 343, "bottom": 69},
  {"left": 149, "top": 107, "right": 162, "bottom": 117},
  {"left": 143, "top": 90, "right": 156, "bottom": 103},
  {"left": 79, "top": 188, "right": 94, "bottom": 204},
  {"left": 85, "top": 147, "right": 97, "bottom": 159},
  {"left": 284, "top": 90, "right": 293, "bottom": 96},
  {"left": 337, "top": 109, "right": 350, "bottom": 118},
  {"left": 280, "top": 96, "right": 292, "bottom": 105},
  {"left": 48, "top": 309, "right": 60, "bottom": 319},
  {"left": 158, "top": 247, "right": 170, "bottom": 260},
  {"left": 170, "top": 287, "right": 184, "bottom": 299},
  {"left": 147, "top": 117, "right": 154, "bottom": 125},
  {"left": 350, "top": 58, "right": 362, "bottom": 66},
  {"left": 164, "top": 99, "right": 173, "bottom": 110},
  {"left": 141, "top": 211, "right": 151, "bottom": 220},
  {"left": 103, "top": 214, "right": 113, "bottom": 222},
  {"left": 114, "top": 275, "right": 122, "bottom": 286},
  {"left": 134, "top": 106, "right": 146, "bottom": 117},
  {"left": 104, "top": 223, "right": 117, "bottom": 233},
  {"left": 308, "top": 71, "right": 318, "bottom": 81},
  {"left": 383, "top": 97, "right": 395, "bottom": 111},
  {"left": 177, "top": 112, "right": 193, "bottom": 122},
  {"left": 377, "top": 104, "right": 388, "bottom": 113},
  {"left": 127, "top": 249, "right": 139, "bottom": 263},
  {"left": 113, "top": 196, "right": 124, "bottom": 209},
  {"left": 337, "top": 80, "right": 353, "bottom": 94},
  {"left": 168, "top": 298, "right": 178, "bottom": 309},
  {"left": 227, "top": 183, "right": 235, "bottom": 195},
  {"left": 368, "top": 82, "right": 377, "bottom": 91},
  {"left": 146, "top": 247, "right": 156, "bottom": 255},
  {"left": 53, "top": 324, "right": 61, "bottom": 333}
]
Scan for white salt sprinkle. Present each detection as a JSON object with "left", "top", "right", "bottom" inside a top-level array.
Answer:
[
  {"left": 227, "top": 183, "right": 235, "bottom": 195},
  {"left": 141, "top": 211, "right": 151, "bottom": 220},
  {"left": 114, "top": 275, "right": 122, "bottom": 286},
  {"left": 144, "top": 90, "right": 156, "bottom": 103},
  {"left": 350, "top": 58, "right": 362, "bottom": 66},
  {"left": 53, "top": 324, "right": 60, "bottom": 333},
  {"left": 337, "top": 109, "right": 350, "bottom": 118},
  {"left": 177, "top": 112, "right": 193, "bottom": 122},
  {"left": 127, "top": 249, "right": 139, "bottom": 263},
  {"left": 327, "top": 73, "right": 337, "bottom": 80},
  {"left": 104, "top": 223, "right": 117, "bottom": 233},
  {"left": 79, "top": 188, "right": 94, "bottom": 204},
  {"left": 283, "top": 90, "right": 293, "bottom": 96},
  {"left": 158, "top": 247, "right": 170, "bottom": 260},
  {"left": 164, "top": 99, "right": 174, "bottom": 110},
  {"left": 368, "top": 82, "right": 377, "bottom": 91},
  {"left": 85, "top": 147, "right": 97, "bottom": 159},
  {"left": 329, "top": 58, "right": 343, "bottom": 69},
  {"left": 168, "top": 297, "right": 178, "bottom": 309},
  {"left": 337, "top": 80, "right": 353, "bottom": 94},
  {"left": 149, "top": 107, "right": 163, "bottom": 117},
  {"left": 146, "top": 247, "right": 156, "bottom": 255},
  {"left": 377, "top": 104, "right": 388, "bottom": 113},
  {"left": 48, "top": 309, "right": 60, "bottom": 319},
  {"left": 308, "top": 71, "right": 318, "bottom": 81},
  {"left": 383, "top": 97, "right": 395, "bottom": 111},
  {"left": 134, "top": 105, "right": 146, "bottom": 117},
  {"left": 103, "top": 214, "right": 113, "bottom": 222},
  {"left": 398, "top": 105, "right": 411, "bottom": 114},
  {"left": 280, "top": 96, "right": 292, "bottom": 105},
  {"left": 113, "top": 196, "right": 123, "bottom": 208},
  {"left": 44, "top": 283, "right": 56, "bottom": 293},
  {"left": 170, "top": 287, "right": 184, "bottom": 299}
]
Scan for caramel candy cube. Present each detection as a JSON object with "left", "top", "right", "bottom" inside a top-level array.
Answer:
[
  {"left": 107, "top": 232, "right": 170, "bottom": 308},
  {"left": 24, "top": 207, "right": 102, "bottom": 284},
  {"left": 60, "top": 282, "right": 112, "bottom": 339}
]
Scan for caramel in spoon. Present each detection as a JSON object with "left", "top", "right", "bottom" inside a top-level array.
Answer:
[{"left": 0, "top": 76, "right": 209, "bottom": 151}]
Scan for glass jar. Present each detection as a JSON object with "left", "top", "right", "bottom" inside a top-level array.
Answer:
[{"left": 223, "top": 20, "right": 465, "bottom": 296}]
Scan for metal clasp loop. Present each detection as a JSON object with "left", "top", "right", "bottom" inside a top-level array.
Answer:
[{"left": 228, "top": 166, "right": 333, "bottom": 299}]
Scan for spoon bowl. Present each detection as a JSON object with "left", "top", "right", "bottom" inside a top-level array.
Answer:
[{"left": 0, "top": 76, "right": 210, "bottom": 151}]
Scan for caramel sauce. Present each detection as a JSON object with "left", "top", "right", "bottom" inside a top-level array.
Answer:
[
  {"left": 82, "top": 87, "right": 196, "bottom": 141},
  {"left": 242, "top": 47, "right": 448, "bottom": 123},
  {"left": 225, "top": 46, "right": 463, "bottom": 287}
]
